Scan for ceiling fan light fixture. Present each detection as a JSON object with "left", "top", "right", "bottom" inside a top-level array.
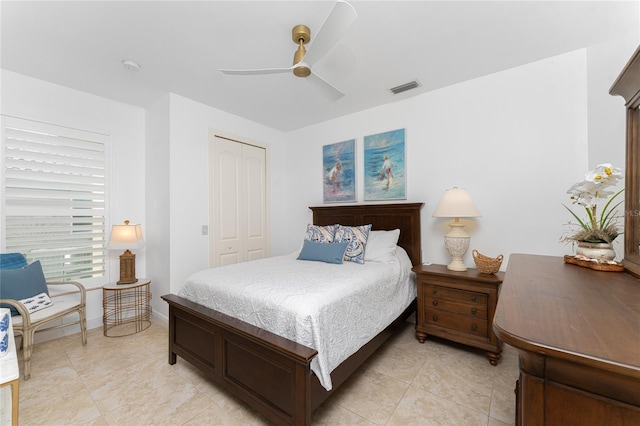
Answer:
[
  {"left": 292, "top": 25, "right": 311, "bottom": 78},
  {"left": 219, "top": 1, "right": 357, "bottom": 100},
  {"left": 293, "top": 64, "right": 311, "bottom": 78}
]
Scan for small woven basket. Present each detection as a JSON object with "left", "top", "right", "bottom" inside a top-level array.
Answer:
[{"left": 472, "top": 250, "right": 503, "bottom": 274}]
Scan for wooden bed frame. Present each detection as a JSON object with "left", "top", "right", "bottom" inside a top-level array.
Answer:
[{"left": 161, "top": 203, "right": 423, "bottom": 425}]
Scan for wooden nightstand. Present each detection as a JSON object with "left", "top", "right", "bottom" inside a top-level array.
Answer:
[{"left": 412, "top": 263, "right": 503, "bottom": 365}]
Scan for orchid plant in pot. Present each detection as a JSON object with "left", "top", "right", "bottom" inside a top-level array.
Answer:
[{"left": 562, "top": 163, "right": 624, "bottom": 261}]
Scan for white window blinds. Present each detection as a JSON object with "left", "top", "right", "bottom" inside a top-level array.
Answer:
[{"left": 1, "top": 117, "right": 109, "bottom": 281}]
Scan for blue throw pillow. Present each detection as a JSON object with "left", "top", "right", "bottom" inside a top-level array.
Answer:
[
  {"left": 297, "top": 240, "right": 349, "bottom": 264},
  {"left": 0, "top": 253, "right": 28, "bottom": 270},
  {"left": 0, "top": 260, "right": 49, "bottom": 316}
]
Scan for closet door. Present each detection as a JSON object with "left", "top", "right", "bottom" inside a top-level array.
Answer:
[
  {"left": 210, "top": 135, "right": 267, "bottom": 267},
  {"left": 243, "top": 143, "right": 267, "bottom": 261}
]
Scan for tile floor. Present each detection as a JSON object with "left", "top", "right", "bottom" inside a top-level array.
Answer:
[{"left": 11, "top": 316, "right": 518, "bottom": 425}]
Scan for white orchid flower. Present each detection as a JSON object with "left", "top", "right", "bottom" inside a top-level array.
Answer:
[
  {"left": 563, "top": 163, "right": 624, "bottom": 245},
  {"left": 567, "top": 181, "right": 597, "bottom": 207},
  {"left": 585, "top": 163, "right": 622, "bottom": 187}
]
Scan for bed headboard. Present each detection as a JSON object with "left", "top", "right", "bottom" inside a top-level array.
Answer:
[{"left": 310, "top": 203, "right": 424, "bottom": 266}]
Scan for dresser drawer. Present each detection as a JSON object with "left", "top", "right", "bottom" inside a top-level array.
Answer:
[
  {"left": 426, "top": 284, "right": 487, "bottom": 304},
  {"left": 425, "top": 308, "right": 488, "bottom": 338},
  {"left": 426, "top": 296, "right": 487, "bottom": 319}
]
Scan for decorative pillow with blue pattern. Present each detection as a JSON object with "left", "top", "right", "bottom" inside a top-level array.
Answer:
[
  {"left": 18, "top": 292, "right": 53, "bottom": 314},
  {"left": 304, "top": 224, "right": 338, "bottom": 243},
  {"left": 334, "top": 224, "right": 372, "bottom": 264}
]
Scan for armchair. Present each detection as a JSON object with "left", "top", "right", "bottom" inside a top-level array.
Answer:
[{"left": 0, "top": 253, "right": 87, "bottom": 380}]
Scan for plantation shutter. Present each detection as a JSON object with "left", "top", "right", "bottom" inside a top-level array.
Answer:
[{"left": 1, "top": 117, "right": 109, "bottom": 281}]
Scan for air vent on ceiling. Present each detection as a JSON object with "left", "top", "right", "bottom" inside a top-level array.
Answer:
[{"left": 389, "top": 80, "right": 421, "bottom": 95}]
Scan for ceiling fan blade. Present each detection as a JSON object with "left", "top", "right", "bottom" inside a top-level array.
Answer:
[
  {"left": 302, "top": 0, "right": 357, "bottom": 66},
  {"left": 219, "top": 66, "right": 293, "bottom": 76},
  {"left": 307, "top": 72, "right": 344, "bottom": 102}
]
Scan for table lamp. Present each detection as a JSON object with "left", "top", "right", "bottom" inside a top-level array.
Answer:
[
  {"left": 108, "top": 220, "right": 145, "bottom": 284},
  {"left": 432, "top": 187, "right": 480, "bottom": 271}
]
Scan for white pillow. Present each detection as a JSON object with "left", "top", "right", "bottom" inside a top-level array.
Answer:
[{"left": 364, "top": 229, "right": 400, "bottom": 263}]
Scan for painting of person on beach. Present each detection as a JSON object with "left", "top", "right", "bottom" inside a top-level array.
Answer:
[
  {"left": 323, "top": 139, "right": 356, "bottom": 203},
  {"left": 364, "top": 129, "right": 406, "bottom": 200}
]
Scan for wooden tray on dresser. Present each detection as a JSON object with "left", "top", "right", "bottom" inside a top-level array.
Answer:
[{"left": 563, "top": 255, "right": 625, "bottom": 272}]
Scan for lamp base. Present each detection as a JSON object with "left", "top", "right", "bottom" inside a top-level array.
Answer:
[
  {"left": 444, "top": 223, "right": 470, "bottom": 271},
  {"left": 446, "top": 257, "right": 468, "bottom": 272},
  {"left": 117, "top": 249, "right": 138, "bottom": 285}
]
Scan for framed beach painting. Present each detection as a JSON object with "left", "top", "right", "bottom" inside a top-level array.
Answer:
[
  {"left": 323, "top": 139, "right": 356, "bottom": 203},
  {"left": 364, "top": 128, "right": 406, "bottom": 200}
]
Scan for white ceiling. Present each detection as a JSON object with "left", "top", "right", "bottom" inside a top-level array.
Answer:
[{"left": 1, "top": 1, "right": 635, "bottom": 131}]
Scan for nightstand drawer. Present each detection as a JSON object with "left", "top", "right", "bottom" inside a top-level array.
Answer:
[
  {"left": 426, "top": 296, "right": 487, "bottom": 319},
  {"left": 426, "top": 285, "right": 487, "bottom": 304},
  {"left": 426, "top": 308, "right": 488, "bottom": 338}
]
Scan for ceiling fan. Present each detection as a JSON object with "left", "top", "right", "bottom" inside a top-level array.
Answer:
[{"left": 219, "top": 1, "right": 357, "bottom": 101}]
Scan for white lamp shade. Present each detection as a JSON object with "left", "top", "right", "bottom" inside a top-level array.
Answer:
[
  {"left": 432, "top": 187, "right": 481, "bottom": 218},
  {"left": 108, "top": 222, "right": 145, "bottom": 250}
]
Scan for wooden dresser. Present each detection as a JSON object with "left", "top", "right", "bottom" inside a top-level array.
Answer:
[
  {"left": 493, "top": 254, "right": 640, "bottom": 425},
  {"left": 413, "top": 263, "right": 503, "bottom": 365}
]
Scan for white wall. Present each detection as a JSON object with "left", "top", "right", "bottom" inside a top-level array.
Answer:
[
  {"left": 0, "top": 70, "right": 146, "bottom": 332},
  {"left": 145, "top": 93, "right": 288, "bottom": 318},
  {"left": 279, "top": 47, "right": 630, "bottom": 269},
  {"left": 145, "top": 94, "right": 171, "bottom": 321}
]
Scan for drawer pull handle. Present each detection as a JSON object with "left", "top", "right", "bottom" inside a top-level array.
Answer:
[
  {"left": 432, "top": 300, "right": 438, "bottom": 306},
  {"left": 471, "top": 295, "right": 477, "bottom": 301},
  {"left": 432, "top": 315, "right": 438, "bottom": 321},
  {"left": 471, "top": 308, "right": 477, "bottom": 315},
  {"left": 471, "top": 324, "right": 477, "bottom": 331},
  {"left": 432, "top": 289, "right": 437, "bottom": 295}
]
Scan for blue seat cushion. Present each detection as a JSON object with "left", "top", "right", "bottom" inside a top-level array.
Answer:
[
  {"left": 0, "top": 260, "right": 49, "bottom": 316},
  {"left": 0, "top": 253, "right": 28, "bottom": 270}
]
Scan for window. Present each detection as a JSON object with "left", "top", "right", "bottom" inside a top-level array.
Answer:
[{"left": 1, "top": 116, "right": 109, "bottom": 281}]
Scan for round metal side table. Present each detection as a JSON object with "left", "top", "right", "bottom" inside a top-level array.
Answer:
[{"left": 102, "top": 279, "right": 152, "bottom": 337}]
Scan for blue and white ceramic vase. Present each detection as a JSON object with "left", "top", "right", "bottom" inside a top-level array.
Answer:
[{"left": 0, "top": 308, "right": 10, "bottom": 358}]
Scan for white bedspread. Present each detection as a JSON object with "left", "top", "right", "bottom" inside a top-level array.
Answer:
[{"left": 177, "top": 248, "right": 416, "bottom": 390}]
